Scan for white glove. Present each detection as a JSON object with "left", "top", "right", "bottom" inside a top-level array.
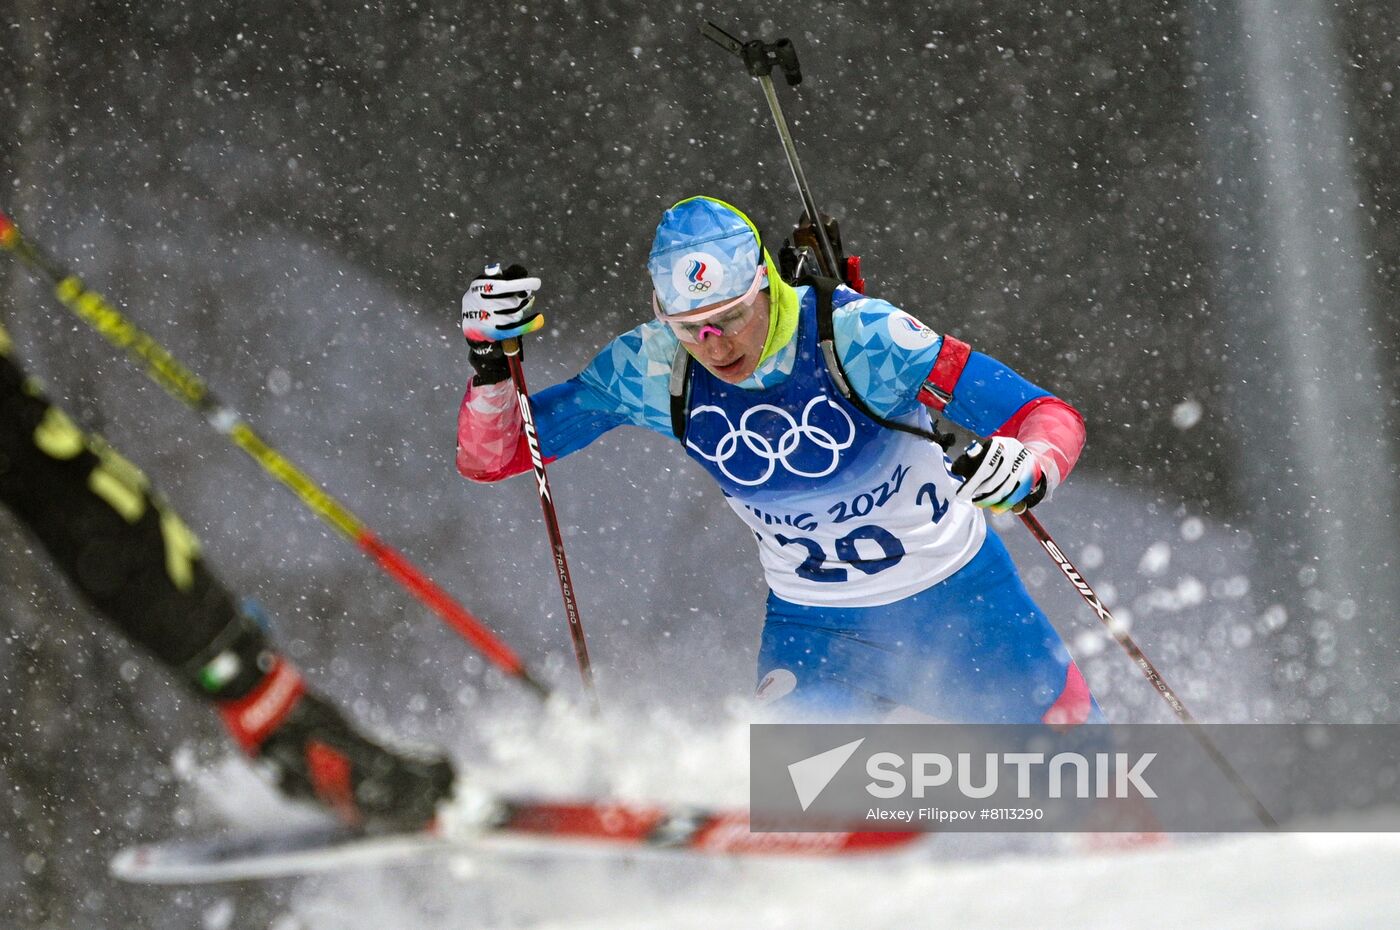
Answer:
[
  {"left": 460, "top": 263, "right": 543, "bottom": 343},
  {"left": 951, "top": 437, "right": 1047, "bottom": 514}
]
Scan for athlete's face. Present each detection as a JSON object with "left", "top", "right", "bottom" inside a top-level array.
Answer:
[{"left": 678, "top": 289, "right": 770, "bottom": 384}]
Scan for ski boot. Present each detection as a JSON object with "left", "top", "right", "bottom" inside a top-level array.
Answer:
[{"left": 193, "top": 611, "right": 456, "bottom": 832}]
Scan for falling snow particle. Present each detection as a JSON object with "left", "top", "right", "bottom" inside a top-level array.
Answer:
[
  {"left": 1180, "top": 517, "right": 1205, "bottom": 542},
  {"left": 1178, "top": 576, "right": 1206, "bottom": 606},
  {"left": 1139, "top": 541, "right": 1172, "bottom": 575},
  {"left": 267, "top": 367, "right": 292, "bottom": 396},
  {"left": 1171, "top": 399, "right": 1203, "bottom": 429},
  {"left": 1079, "top": 543, "right": 1104, "bottom": 569},
  {"left": 1073, "top": 630, "right": 1105, "bottom": 656},
  {"left": 203, "top": 899, "right": 236, "bottom": 930},
  {"left": 1261, "top": 605, "right": 1289, "bottom": 631}
]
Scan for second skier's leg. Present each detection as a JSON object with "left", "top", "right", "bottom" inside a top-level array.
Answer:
[{"left": 0, "top": 345, "right": 454, "bottom": 829}]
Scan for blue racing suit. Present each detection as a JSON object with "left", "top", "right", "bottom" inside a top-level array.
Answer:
[{"left": 457, "top": 283, "right": 1099, "bottom": 724}]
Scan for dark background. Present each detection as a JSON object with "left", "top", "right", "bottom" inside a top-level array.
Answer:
[{"left": 3, "top": 1, "right": 1398, "bottom": 927}]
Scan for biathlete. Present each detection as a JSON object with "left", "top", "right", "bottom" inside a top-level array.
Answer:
[{"left": 455, "top": 196, "right": 1100, "bottom": 725}]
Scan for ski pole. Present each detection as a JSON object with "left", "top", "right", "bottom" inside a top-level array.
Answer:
[
  {"left": 1017, "top": 510, "right": 1277, "bottom": 828},
  {"left": 700, "top": 21, "right": 841, "bottom": 278},
  {"left": 500, "top": 337, "right": 599, "bottom": 713},
  {"left": 0, "top": 208, "right": 548, "bottom": 699}
]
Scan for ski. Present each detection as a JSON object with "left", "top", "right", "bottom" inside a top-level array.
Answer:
[{"left": 111, "top": 795, "right": 922, "bottom": 883}]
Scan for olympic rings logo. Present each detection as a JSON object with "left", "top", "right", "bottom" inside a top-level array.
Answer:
[
  {"left": 686, "top": 396, "right": 856, "bottom": 486},
  {"left": 687, "top": 280, "right": 713, "bottom": 293}
]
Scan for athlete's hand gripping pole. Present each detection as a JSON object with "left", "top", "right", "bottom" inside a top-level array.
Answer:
[
  {"left": 463, "top": 264, "right": 599, "bottom": 712},
  {"left": 950, "top": 445, "right": 1277, "bottom": 828}
]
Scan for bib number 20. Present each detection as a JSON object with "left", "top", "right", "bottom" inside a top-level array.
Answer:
[{"left": 773, "top": 525, "right": 905, "bottom": 583}]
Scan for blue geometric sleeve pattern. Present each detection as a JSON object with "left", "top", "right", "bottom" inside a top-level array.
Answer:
[
  {"left": 830, "top": 291, "right": 945, "bottom": 420},
  {"left": 937, "top": 351, "right": 1050, "bottom": 439},
  {"left": 530, "top": 321, "right": 681, "bottom": 461},
  {"left": 831, "top": 289, "right": 1051, "bottom": 436}
]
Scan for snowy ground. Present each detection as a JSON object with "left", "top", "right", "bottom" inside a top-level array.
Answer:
[
  {"left": 196, "top": 802, "right": 1400, "bottom": 929},
  {"left": 166, "top": 703, "right": 1400, "bottom": 930},
  {"left": 497, "top": 833, "right": 1400, "bottom": 930}
]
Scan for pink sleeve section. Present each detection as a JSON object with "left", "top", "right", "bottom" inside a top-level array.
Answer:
[
  {"left": 456, "top": 379, "right": 533, "bottom": 483},
  {"left": 993, "top": 396, "right": 1086, "bottom": 492}
]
